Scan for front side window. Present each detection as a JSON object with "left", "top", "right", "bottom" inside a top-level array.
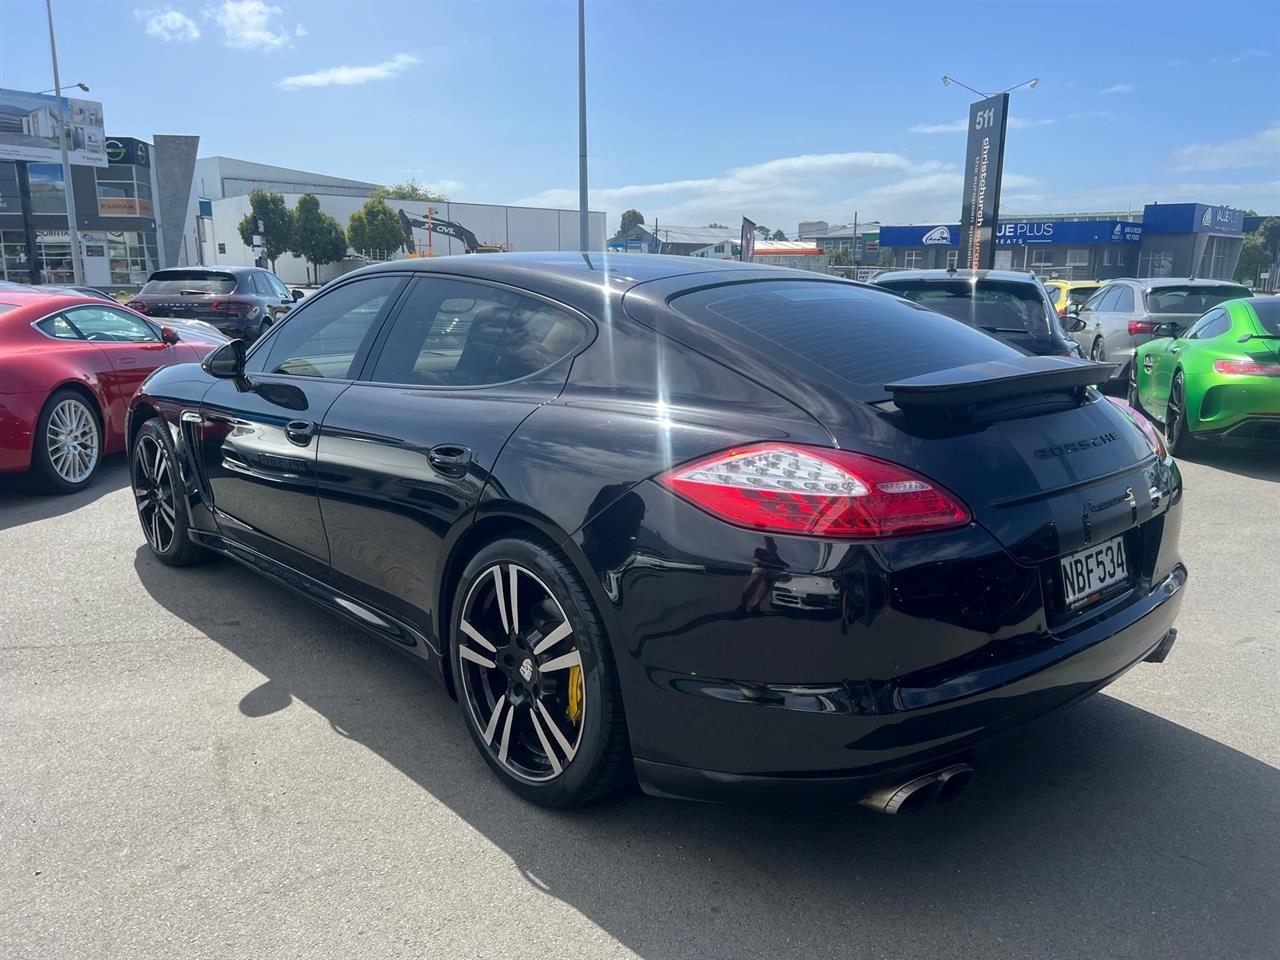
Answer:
[
  {"left": 1186, "top": 308, "right": 1230, "bottom": 340},
  {"left": 266, "top": 273, "right": 291, "bottom": 299},
  {"left": 257, "top": 276, "right": 402, "bottom": 379},
  {"left": 368, "top": 278, "right": 587, "bottom": 387},
  {"left": 62, "top": 305, "right": 158, "bottom": 343}
]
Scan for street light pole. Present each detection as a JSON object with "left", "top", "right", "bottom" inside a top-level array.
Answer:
[
  {"left": 577, "top": 0, "right": 590, "bottom": 251},
  {"left": 45, "top": 0, "right": 84, "bottom": 285}
]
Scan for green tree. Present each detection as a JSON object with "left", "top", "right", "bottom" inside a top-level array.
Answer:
[
  {"left": 826, "top": 247, "right": 851, "bottom": 266},
  {"left": 706, "top": 222, "right": 728, "bottom": 229},
  {"left": 1235, "top": 232, "right": 1270, "bottom": 287},
  {"left": 616, "top": 208, "right": 645, "bottom": 239},
  {"left": 1258, "top": 217, "right": 1280, "bottom": 282},
  {"left": 290, "top": 193, "right": 348, "bottom": 284},
  {"left": 370, "top": 178, "right": 449, "bottom": 202},
  {"left": 754, "top": 224, "right": 770, "bottom": 240},
  {"left": 878, "top": 247, "right": 895, "bottom": 268},
  {"left": 236, "top": 189, "right": 294, "bottom": 271},
  {"left": 347, "top": 198, "right": 407, "bottom": 259},
  {"left": 771, "top": 229, "right": 787, "bottom": 241}
]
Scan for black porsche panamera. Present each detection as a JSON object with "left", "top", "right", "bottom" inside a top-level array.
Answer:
[{"left": 126, "top": 253, "right": 1187, "bottom": 811}]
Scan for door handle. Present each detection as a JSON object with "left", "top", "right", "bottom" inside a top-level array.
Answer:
[
  {"left": 428, "top": 444, "right": 472, "bottom": 474},
  {"left": 285, "top": 419, "right": 316, "bottom": 446},
  {"left": 119, "top": 356, "right": 137, "bottom": 365}
]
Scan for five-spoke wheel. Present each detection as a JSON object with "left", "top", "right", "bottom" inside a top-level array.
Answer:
[{"left": 451, "top": 537, "right": 630, "bottom": 806}]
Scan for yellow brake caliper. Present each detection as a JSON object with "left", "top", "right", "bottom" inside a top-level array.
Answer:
[{"left": 567, "top": 663, "right": 583, "bottom": 725}]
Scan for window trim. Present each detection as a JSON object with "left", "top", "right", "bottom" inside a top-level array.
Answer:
[{"left": 353, "top": 274, "right": 598, "bottom": 392}]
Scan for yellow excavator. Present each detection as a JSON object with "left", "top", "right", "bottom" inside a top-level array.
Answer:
[{"left": 399, "top": 209, "right": 505, "bottom": 256}]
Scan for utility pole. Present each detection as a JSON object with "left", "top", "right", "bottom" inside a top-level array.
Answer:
[
  {"left": 45, "top": 0, "right": 84, "bottom": 285},
  {"left": 577, "top": 0, "right": 590, "bottom": 251}
]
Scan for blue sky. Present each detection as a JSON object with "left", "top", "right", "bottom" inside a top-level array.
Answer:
[{"left": 4, "top": 0, "right": 1278, "bottom": 232}]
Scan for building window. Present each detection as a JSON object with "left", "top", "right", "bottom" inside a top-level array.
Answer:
[
  {"left": 1, "top": 229, "right": 31, "bottom": 282},
  {"left": 28, "top": 163, "right": 67, "bottom": 214},
  {"left": 1103, "top": 248, "right": 1112, "bottom": 266},
  {"left": 946, "top": 249, "right": 959, "bottom": 269},
  {"left": 1139, "top": 250, "right": 1174, "bottom": 278},
  {"left": 95, "top": 163, "right": 155, "bottom": 218},
  {"left": 1115, "top": 247, "right": 1127, "bottom": 266},
  {"left": 1198, "top": 236, "right": 1230, "bottom": 279},
  {"left": 217, "top": 242, "right": 226, "bottom": 254},
  {"left": 106, "top": 230, "right": 159, "bottom": 285},
  {"left": 1066, "top": 248, "right": 1090, "bottom": 280},
  {"left": 1030, "top": 248, "right": 1054, "bottom": 272},
  {"left": 904, "top": 249, "right": 923, "bottom": 269},
  {"left": 35, "top": 230, "right": 74, "bottom": 284}
]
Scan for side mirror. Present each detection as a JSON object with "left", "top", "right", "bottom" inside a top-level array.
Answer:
[
  {"left": 291, "top": 289, "right": 304, "bottom": 301},
  {"left": 201, "top": 338, "right": 247, "bottom": 379},
  {"left": 160, "top": 325, "right": 181, "bottom": 345},
  {"left": 1068, "top": 317, "right": 1087, "bottom": 333},
  {"left": 1152, "top": 322, "right": 1180, "bottom": 339}
]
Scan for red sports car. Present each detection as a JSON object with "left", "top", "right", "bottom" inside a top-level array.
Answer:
[{"left": 0, "top": 289, "right": 219, "bottom": 492}]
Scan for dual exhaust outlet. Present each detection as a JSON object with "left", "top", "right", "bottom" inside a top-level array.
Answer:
[{"left": 859, "top": 763, "right": 974, "bottom": 814}]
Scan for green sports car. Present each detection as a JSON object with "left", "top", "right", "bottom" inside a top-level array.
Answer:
[{"left": 1129, "top": 296, "right": 1280, "bottom": 455}]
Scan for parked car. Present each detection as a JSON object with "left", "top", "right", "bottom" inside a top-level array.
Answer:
[
  {"left": 0, "top": 289, "right": 218, "bottom": 492},
  {"left": 873, "top": 269, "right": 1081, "bottom": 357},
  {"left": 0, "top": 280, "right": 115, "bottom": 302},
  {"left": 1043, "top": 279, "right": 1101, "bottom": 320},
  {"left": 1067, "top": 277, "right": 1252, "bottom": 378},
  {"left": 128, "top": 266, "right": 303, "bottom": 343},
  {"left": 127, "top": 254, "right": 1185, "bottom": 811},
  {"left": 1129, "top": 296, "right": 1280, "bottom": 454}
]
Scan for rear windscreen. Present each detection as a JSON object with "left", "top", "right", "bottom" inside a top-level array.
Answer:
[
  {"left": 1250, "top": 297, "right": 1280, "bottom": 335},
  {"left": 140, "top": 271, "right": 237, "bottom": 295},
  {"left": 670, "top": 281, "right": 1021, "bottom": 402},
  {"left": 1068, "top": 286, "right": 1098, "bottom": 305},
  {"left": 874, "top": 278, "right": 1055, "bottom": 336},
  {"left": 1144, "top": 285, "right": 1249, "bottom": 314}
]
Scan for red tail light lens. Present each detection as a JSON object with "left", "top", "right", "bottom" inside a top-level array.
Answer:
[
  {"left": 211, "top": 300, "right": 246, "bottom": 316},
  {"left": 129, "top": 300, "right": 148, "bottom": 314},
  {"left": 1128, "top": 320, "right": 1155, "bottom": 336},
  {"left": 1214, "top": 358, "right": 1280, "bottom": 377},
  {"left": 657, "top": 444, "right": 971, "bottom": 539}
]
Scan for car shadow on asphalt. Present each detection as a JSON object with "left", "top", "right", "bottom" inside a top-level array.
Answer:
[
  {"left": 1177, "top": 444, "right": 1280, "bottom": 483},
  {"left": 133, "top": 548, "right": 1278, "bottom": 960},
  {"left": 0, "top": 455, "right": 130, "bottom": 534}
]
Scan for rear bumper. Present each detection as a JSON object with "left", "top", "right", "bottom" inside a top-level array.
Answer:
[
  {"left": 635, "top": 565, "right": 1186, "bottom": 803},
  {"left": 1191, "top": 377, "right": 1280, "bottom": 440}
]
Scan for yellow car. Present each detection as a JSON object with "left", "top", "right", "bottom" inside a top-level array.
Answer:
[{"left": 1044, "top": 280, "right": 1101, "bottom": 319}]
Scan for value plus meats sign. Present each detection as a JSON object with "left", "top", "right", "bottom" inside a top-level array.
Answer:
[{"left": 958, "top": 92, "right": 1009, "bottom": 270}]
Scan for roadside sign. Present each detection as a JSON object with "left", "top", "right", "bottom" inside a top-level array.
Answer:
[{"left": 958, "top": 92, "right": 1009, "bottom": 270}]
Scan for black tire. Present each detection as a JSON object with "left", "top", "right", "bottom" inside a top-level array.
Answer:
[
  {"left": 131, "top": 418, "right": 209, "bottom": 566},
  {"left": 256, "top": 317, "right": 273, "bottom": 341},
  {"left": 1126, "top": 359, "right": 1147, "bottom": 417},
  {"left": 1164, "top": 372, "right": 1198, "bottom": 458},
  {"left": 450, "top": 535, "right": 631, "bottom": 807},
  {"left": 1089, "top": 337, "right": 1105, "bottom": 362},
  {"left": 31, "top": 388, "right": 102, "bottom": 494}
]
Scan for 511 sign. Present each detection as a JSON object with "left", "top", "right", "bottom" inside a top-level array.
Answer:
[{"left": 958, "top": 93, "right": 1009, "bottom": 270}]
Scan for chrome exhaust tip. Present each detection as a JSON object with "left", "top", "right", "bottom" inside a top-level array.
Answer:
[{"left": 858, "top": 763, "right": 974, "bottom": 814}]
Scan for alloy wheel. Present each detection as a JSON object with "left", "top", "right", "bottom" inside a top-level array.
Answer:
[
  {"left": 1166, "top": 379, "right": 1183, "bottom": 449},
  {"left": 133, "top": 434, "right": 177, "bottom": 553},
  {"left": 45, "top": 397, "right": 99, "bottom": 484},
  {"left": 457, "top": 563, "right": 585, "bottom": 782},
  {"left": 1090, "top": 338, "right": 1104, "bottom": 362}
]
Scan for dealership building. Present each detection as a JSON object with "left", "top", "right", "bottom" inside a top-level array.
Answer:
[{"left": 878, "top": 203, "right": 1247, "bottom": 281}]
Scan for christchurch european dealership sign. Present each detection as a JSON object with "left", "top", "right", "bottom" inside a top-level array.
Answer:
[
  {"left": 0, "top": 88, "right": 107, "bottom": 168},
  {"left": 881, "top": 220, "right": 1143, "bottom": 248},
  {"left": 958, "top": 93, "right": 1009, "bottom": 270}
]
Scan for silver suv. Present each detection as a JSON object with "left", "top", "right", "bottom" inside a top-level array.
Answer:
[{"left": 1068, "top": 277, "right": 1250, "bottom": 380}]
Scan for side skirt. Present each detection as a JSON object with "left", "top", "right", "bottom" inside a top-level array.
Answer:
[{"left": 188, "top": 529, "right": 446, "bottom": 667}]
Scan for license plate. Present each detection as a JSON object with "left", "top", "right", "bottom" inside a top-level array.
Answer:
[{"left": 1060, "top": 534, "right": 1129, "bottom": 609}]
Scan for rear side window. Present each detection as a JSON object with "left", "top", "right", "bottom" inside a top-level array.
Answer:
[
  {"left": 1145, "top": 285, "right": 1249, "bottom": 314},
  {"left": 368, "top": 278, "right": 588, "bottom": 387},
  {"left": 671, "top": 281, "right": 1020, "bottom": 402},
  {"left": 36, "top": 314, "right": 82, "bottom": 339},
  {"left": 874, "top": 278, "right": 1054, "bottom": 335},
  {"left": 250, "top": 272, "right": 272, "bottom": 296},
  {"left": 140, "top": 270, "right": 237, "bottom": 295},
  {"left": 1113, "top": 287, "right": 1135, "bottom": 312},
  {"left": 1249, "top": 298, "right": 1280, "bottom": 335}
]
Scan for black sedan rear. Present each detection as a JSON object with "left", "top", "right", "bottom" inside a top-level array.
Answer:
[{"left": 126, "top": 253, "right": 1185, "bottom": 811}]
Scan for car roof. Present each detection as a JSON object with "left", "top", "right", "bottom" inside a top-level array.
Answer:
[
  {"left": 875, "top": 268, "right": 1046, "bottom": 285},
  {"left": 150, "top": 265, "right": 259, "bottom": 274},
  {"left": 1115, "top": 276, "right": 1251, "bottom": 288}
]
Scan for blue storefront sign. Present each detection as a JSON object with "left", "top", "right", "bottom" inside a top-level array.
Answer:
[
  {"left": 1142, "top": 202, "right": 1244, "bottom": 235},
  {"left": 880, "top": 219, "right": 1142, "bottom": 247}
]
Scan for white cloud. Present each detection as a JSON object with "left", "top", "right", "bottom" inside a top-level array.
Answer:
[
  {"left": 294, "top": 22, "right": 307, "bottom": 37},
  {"left": 1172, "top": 123, "right": 1280, "bottom": 171},
  {"left": 1099, "top": 83, "right": 1134, "bottom": 94},
  {"left": 1232, "top": 48, "right": 1271, "bottom": 63},
  {"left": 212, "top": 0, "right": 289, "bottom": 50},
  {"left": 134, "top": 8, "right": 201, "bottom": 42},
  {"left": 999, "top": 179, "right": 1280, "bottom": 217},
  {"left": 279, "top": 53, "right": 420, "bottom": 89},
  {"left": 911, "top": 116, "right": 1054, "bottom": 134}
]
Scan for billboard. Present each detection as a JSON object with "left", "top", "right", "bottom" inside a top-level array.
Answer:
[
  {"left": 0, "top": 88, "right": 107, "bottom": 168},
  {"left": 957, "top": 92, "right": 1009, "bottom": 270},
  {"left": 1142, "top": 202, "right": 1245, "bottom": 235},
  {"left": 882, "top": 219, "right": 1143, "bottom": 248}
]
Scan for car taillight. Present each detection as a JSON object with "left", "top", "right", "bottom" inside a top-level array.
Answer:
[
  {"left": 1128, "top": 320, "right": 1156, "bottom": 336},
  {"left": 211, "top": 300, "right": 245, "bottom": 315},
  {"left": 1106, "top": 396, "right": 1166, "bottom": 458},
  {"left": 656, "top": 443, "right": 971, "bottom": 539},
  {"left": 1213, "top": 358, "right": 1280, "bottom": 377}
]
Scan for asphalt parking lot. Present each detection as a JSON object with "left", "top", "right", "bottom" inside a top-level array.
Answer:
[{"left": 1, "top": 448, "right": 1277, "bottom": 960}]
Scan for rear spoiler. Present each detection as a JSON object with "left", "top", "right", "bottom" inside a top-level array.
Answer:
[{"left": 885, "top": 356, "right": 1118, "bottom": 421}]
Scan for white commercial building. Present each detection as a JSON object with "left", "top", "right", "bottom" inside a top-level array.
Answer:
[{"left": 184, "top": 156, "right": 606, "bottom": 286}]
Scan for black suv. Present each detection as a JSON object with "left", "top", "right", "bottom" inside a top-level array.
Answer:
[{"left": 129, "top": 266, "right": 302, "bottom": 342}]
